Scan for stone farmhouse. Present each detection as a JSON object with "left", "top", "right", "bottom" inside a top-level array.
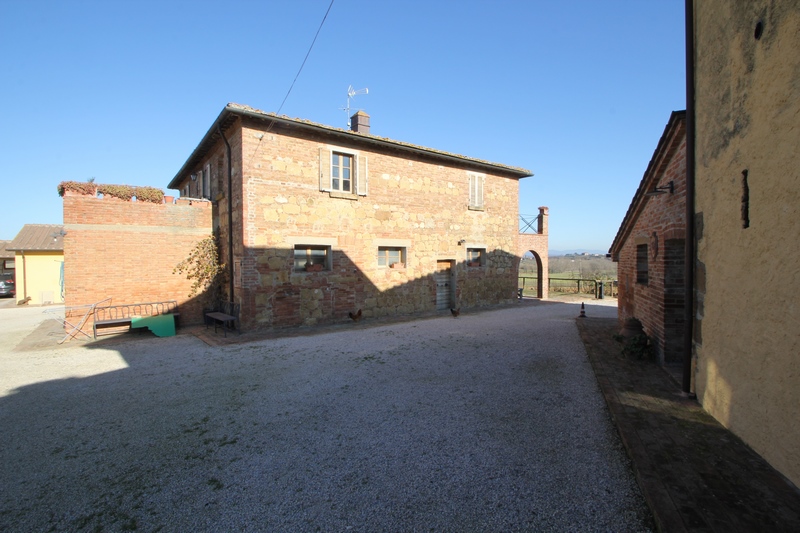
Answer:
[
  {"left": 167, "top": 103, "right": 546, "bottom": 329},
  {"left": 609, "top": 111, "right": 686, "bottom": 368}
]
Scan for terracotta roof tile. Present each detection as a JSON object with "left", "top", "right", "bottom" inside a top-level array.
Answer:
[{"left": 7, "top": 224, "right": 65, "bottom": 252}]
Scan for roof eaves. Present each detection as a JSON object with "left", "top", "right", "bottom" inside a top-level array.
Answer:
[
  {"left": 7, "top": 224, "right": 65, "bottom": 252},
  {"left": 169, "top": 103, "right": 532, "bottom": 189}
]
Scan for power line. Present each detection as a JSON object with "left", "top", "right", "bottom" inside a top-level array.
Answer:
[{"left": 276, "top": 0, "right": 335, "bottom": 116}]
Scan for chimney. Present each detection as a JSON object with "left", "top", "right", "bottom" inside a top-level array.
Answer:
[{"left": 350, "top": 110, "right": 370, "bottom": 134}]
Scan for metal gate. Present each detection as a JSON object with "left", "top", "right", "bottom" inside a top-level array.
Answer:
[{"left": 434, "top": 260, "right": 454, "bottom": 310}]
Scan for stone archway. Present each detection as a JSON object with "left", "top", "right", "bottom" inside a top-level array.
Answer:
[{"left": 520, "top": 250, "right": 545, "bottom": 298}]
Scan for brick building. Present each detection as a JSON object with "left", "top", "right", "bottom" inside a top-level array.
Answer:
[
  {"left": 609, "top": 111, "right": 686, "bottom": 367},
  {"left": 168, "top": 103, "right": 537, "bottom": 329}
]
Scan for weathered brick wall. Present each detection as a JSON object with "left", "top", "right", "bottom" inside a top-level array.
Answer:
[
  {"left": 175, "top": 117, "right": 528, "bottom": 329},
  {"left": 63, "top": 194, "right": 213, "bottom": 329},
  {"left": 616, "top": 133, "right": 686, "bottom": 365}
]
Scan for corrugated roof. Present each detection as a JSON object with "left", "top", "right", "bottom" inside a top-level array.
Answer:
[
  {"left": 169, "top": 103, "right": 533, "bottom": 189},
  {"left": 0, "top": 240, "right": 13, "bottom": 259},
  {"left": 7, "top": 224, "right": 65, "bottom": 252},
  {"left": 608, "top": 111, "right": 686, "bottom": 258}
]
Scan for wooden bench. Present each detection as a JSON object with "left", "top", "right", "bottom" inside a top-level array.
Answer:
[
  {"left": 93, "top": 300, "right": 180, "bottom": 338},
  {"left": 205, "top": 302, "right": 240, "bottom": 337}
]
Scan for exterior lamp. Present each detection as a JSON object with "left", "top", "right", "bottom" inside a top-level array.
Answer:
[{"left": 646, "top": 180, "right": 674, "bottom": 197}]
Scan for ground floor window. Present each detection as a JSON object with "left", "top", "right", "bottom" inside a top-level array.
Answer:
[
  {"left": 636, "top": 244, "right": 648, "bottom": 284},
  {"left": 467, "top": 248, "right": 485, "bottom": 267},
  {"left": 378, "top": 246, "right": 405, "bottom": 268},
  {"left": 294, "top": 245, "right": 330, "bottom": 272}
]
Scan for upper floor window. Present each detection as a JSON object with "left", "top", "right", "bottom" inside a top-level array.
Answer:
[
  {"left": 468, "top": 171, "right": 485, "bottom": 210},
  {"left": 319, "top": 147, "right": 368, "bottom": 197},
  {"left": 332, "top": 152, "right": 352, "bottom": 193},
  {"left": 203, "top": 163, "right": 211, "bottom": 199}
]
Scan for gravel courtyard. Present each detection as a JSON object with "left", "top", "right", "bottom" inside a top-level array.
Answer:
[{"left": 0, "top": 301, "right": 652, "bottom": 532}]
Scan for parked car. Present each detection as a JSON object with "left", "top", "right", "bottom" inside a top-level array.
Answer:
[{"left": 0, "top": 273, "right": 15, "bottom": 297}]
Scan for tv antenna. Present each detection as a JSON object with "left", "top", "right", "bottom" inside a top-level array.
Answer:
[{"left": 341, "top": 85, "right": 368, "bottom": 128}]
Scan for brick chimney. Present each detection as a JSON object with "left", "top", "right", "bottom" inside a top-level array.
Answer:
[{"left": 350, "top": 110, "right": 370, "bottom": 134}]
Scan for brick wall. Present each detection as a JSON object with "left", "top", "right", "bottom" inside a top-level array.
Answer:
[
  {"left": 173, "top": 117, "right": 530, "bottom": 330},
  {"left": 63, "top": 194, "right": 213, "bottom": 330},
  {"left": 518, "top": 206, "right": 549, "bottom": 299},
  {"left": 616, "top": 131, "right": 686, "bottom": 365}
]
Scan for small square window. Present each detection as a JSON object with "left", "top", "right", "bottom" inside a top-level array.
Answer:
[
  {"left": 467, "top": 248, "right": 485, "bottom": 267},
  {"left": 636, "top": 244, "right": 648, "bottom": 284},
  {"left": 294, "top": 245, "right": 330, "bottom": 272},
  {"left": 378, "top": 247, "right": 405, "bottom": 268}
]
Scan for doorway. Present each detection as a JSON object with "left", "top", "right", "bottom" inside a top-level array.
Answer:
[{"left": 434, "top": 260, "right": 454, "bottom": 310}]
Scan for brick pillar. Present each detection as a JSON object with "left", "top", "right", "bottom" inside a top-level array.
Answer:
[{"left": 537, "top": 206, "right": 549, "bottom": 235}]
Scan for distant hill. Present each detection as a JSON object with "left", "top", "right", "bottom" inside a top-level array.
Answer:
[{"left": 549, "top": 249, "right": 608, "bottom": 257}]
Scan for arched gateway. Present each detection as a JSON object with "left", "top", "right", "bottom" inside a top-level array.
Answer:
[{"left": 518, "top": 207, "right": 549, "bottom": 299}]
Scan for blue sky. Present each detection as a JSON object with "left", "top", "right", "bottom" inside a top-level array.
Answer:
[{"left": 0, "top": 0, "right": 685, "bottom": 252}]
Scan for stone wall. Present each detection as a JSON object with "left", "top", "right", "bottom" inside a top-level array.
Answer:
[{"left": 694, "top": 1, "right": 800, "bottom": 487}]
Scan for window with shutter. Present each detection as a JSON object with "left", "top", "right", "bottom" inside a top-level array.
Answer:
[
  {"left": 468, "top": 172, "right": 485, "bottom": 210},
  {"left": 319, "top": 146, "right": 367, "bottom": 198}
]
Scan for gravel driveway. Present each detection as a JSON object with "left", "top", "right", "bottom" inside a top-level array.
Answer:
[{"left": 0, "top": 301, "right": 652, "bottom": 532}]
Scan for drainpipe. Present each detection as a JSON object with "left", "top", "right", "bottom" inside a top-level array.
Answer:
[
  {"left": 218, "top": 124, "right": 235, "bottom": 303},
  {"left": 683, "top": 0, "right": 696, "bottom": 395},
  {"left": 21, "top": 252, "right": 27, "bottom": 301}
]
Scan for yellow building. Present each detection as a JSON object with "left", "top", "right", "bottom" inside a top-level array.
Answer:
[
  {"left": 692, "top": 2, "right": 800, "bottom": 487},
  {"left": 7, "top": 224, "right": 65, "bottom": 305}
]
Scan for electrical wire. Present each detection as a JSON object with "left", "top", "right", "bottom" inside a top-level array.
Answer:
[{"left": 276, "top": 0, "right": 335, "bottom": 116}]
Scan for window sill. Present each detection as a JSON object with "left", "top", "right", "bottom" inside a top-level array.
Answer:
[
  {"left": 468, "top": 205, "right": 485, "bottom": 212},
  {"left": 328, "top": 191, "right": 359, "bottom": 201}
]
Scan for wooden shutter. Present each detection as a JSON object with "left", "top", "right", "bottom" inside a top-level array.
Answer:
[
  {"left": 469, "top": 173, "right": 484, "bottom": 208},
  {"left": 356, "top": 155, "right": 368, "bottom": 196},
  {"left": 319, "top": 148, "right": 332, "bottom": 191}
]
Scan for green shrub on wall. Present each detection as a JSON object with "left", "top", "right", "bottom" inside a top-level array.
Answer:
[
  {"left": 57, "top": 181, "right": 165, "bottom": 204},
  {"left": 134, "top": 186, "right": 164, "bottom": 204},
  {"left": 173, "top": 234, "right": 227, "bottom": 307},
  {"left": 57, "top": 181, "right": 97, "bottom": 197}
]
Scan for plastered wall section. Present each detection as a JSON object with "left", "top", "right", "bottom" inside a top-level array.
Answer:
[
  {"left": 63, "top": 195, "right": 213, "bottom": 328},
  {"left": 616, "top": 135, "right": 686, "bottom": 365},
  {"left": 14, "top": 252, "right": 64, "bottom": 305},
  {"left": 694, "top": 1, "right": 800, "bottom": 487},
  {"left": 176, "top": 118, "right": 525, "bottom": 329}
]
